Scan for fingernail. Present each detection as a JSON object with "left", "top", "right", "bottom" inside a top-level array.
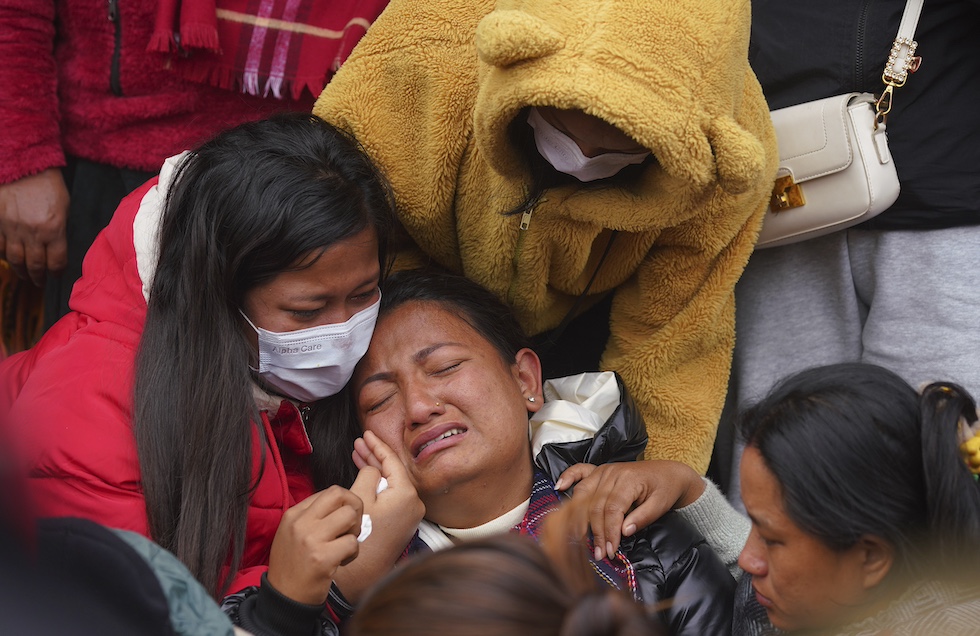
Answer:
[
  {"left": 554, "top": 478, "right": 564, "bottom": 490},
  {"left": 606, "top": 542, "right": 614, "bottom": 557},
  {"left": 594, "top": 546, "right": 603, "bottom": 561},
  {"left": 624, "top": 523, "right": 636, "bottom": 536}
]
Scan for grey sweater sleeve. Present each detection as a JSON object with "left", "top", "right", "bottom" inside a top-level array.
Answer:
[{"left": 675, "top": 478, "right": 751, "bottom": 579}]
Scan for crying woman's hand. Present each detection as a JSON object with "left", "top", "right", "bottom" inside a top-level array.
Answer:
[{"left": 333, "top": 431, "right": 425, "bottom": 602}]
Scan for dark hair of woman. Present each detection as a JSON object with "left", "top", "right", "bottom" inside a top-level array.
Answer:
[
  {"left": 738, "top": 362, "right": 980, "bottom": 579},
  {"left": 133, "top": 113, "right": 396, "bottom": 598},
  {"left": 918, "top": 380, "right": 980, "bottom": 569},
  {"left": 348, "top": 532, "right": 663, "bottom": 636},
  {"left": 377, "top": 268, "right": 532, "bottom": 362}
]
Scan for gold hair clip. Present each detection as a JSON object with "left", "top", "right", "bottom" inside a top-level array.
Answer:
[
  {"left": 959, "top": 419, "right": 980, "bottom": 476},
  {"left": 960, "top": 434, "right": 980, "bottom": 476}
]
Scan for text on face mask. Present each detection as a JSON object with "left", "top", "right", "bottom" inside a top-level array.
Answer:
[{"left": 272, "top": 343, "right": 324, "bottom": 355}]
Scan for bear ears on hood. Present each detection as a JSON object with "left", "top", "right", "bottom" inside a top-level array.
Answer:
[{"left": 473, "top": 1, "right": 770, "bottom": 195}]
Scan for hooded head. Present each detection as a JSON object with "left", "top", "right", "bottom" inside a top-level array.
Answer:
[{"left": 473, "top": 0, "right": 768, "bottom": 196}]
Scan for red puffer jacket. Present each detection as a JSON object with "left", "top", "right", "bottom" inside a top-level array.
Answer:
[{"left": 0, "top": 161, "right": 315, "bottom": 593}]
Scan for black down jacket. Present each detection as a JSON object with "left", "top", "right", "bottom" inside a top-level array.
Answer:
[{"left": 535, "top": 372, "right": 735, "bottom": 636}]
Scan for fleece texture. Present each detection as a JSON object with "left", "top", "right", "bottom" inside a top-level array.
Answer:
[{"left": 314, "top": 0, "right": 778, "bottom": 472}]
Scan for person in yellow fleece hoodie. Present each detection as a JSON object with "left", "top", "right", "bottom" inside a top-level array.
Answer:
[{"left": 313, "top": 0, "right": 778, "bottom": 474}]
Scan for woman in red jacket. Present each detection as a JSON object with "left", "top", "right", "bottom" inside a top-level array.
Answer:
[{"left": 0, "top": 113, "right": 422, "bottom": 634}]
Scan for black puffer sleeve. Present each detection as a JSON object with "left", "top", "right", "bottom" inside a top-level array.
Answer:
[
  {"left": 625, "top": 512, "right": 734, "bottom": 636},
  {"left": 534, "top": 373, "right": 734, "bottom": 635}
]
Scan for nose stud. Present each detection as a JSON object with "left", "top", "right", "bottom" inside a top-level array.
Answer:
[{"left": 435, "top": 402, "right": 442, "bottom": 407}]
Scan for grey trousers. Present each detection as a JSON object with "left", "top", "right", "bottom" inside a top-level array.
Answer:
[{"left": 726, "top": 225, "right": 980, "bottom": 508}]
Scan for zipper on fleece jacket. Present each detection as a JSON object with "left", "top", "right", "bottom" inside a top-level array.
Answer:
[
  {"left": 506, "top": 203, "right": 541, "bottom": 306},
  {"left": 108, "top": 0, "right": 123, "bottom": 96}
]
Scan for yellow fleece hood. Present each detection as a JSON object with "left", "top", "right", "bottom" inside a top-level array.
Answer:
[
  {"left": 314, "top": 0, "right": 779, "bottom": 472},
  {"left": 474, "top": 0, "right": 767, "bottom": 196}
]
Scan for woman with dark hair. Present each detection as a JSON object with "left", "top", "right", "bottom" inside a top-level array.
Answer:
[
  {"left": 343, "top": 269, "right": 735, "bottom": 635},
  {"left": 560, "top": 362, "right": 980, "bottom": 635},
  {"left": 0, "top": 113, "right": 423, "bottom": 634},
  {"left": 349, "top": 506, "right": 666, "bottom": 636}
]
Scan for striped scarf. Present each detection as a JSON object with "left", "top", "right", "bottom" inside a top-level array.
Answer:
[
  {"left": 148, "top": 0, "right": 390, "bottom": 100},
  {"left": 403, "top": 469, "right": 640, "bottom": 601}
]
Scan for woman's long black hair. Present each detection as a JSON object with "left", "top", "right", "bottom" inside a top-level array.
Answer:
[
  {"left": 738, "top": 362, "right": 980, "bottom": 580},
  {"left": 133, "top": 113, "right": 395, "bottom": 598}
]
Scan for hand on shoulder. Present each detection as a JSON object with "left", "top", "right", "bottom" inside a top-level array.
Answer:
[{"left": 556, "top": 459, "right": 705, "bottom": 560}]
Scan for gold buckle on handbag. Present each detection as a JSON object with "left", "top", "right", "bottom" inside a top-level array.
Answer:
[
  {"left": 770, "top": 174, "right": 805, "bottom": 212},
  {"left": 875, "top": 36, "right": 921, "bottom": 128}
]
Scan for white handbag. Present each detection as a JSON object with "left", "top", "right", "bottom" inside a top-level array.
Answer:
[
  {"left": 756, "top": 93, "right": 899, "bottom": 249},
  {"left": 755, "top": 0, "right": 923, "bottom": 249}
]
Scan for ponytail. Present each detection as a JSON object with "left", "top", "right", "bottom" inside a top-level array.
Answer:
[{"left": 919, "top": 382, "right": 980, "bottom": 573}]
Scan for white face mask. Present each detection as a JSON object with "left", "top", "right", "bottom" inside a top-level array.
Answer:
[
  {"left": 242, "top": 295, "right": 381, "bottom": 403},
  {"left": 526, "top": 107, "right": 650, "bottom": 182}
]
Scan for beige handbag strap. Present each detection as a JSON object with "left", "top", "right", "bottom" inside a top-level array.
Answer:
[{"left": 875, "top": 0, "right": 925, "bottom": 127}]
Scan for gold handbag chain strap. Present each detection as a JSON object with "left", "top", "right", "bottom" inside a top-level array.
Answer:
[{"left": 875, "top": 0, "right": 924, "bottom": 128}]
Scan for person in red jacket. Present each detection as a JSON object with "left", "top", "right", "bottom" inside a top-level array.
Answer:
[
  {"left": 0, "top": 0, "right": 389, "bottom": 329},
  {"left": 0, "top": 114, "right": 423, "bottom": 635}
]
